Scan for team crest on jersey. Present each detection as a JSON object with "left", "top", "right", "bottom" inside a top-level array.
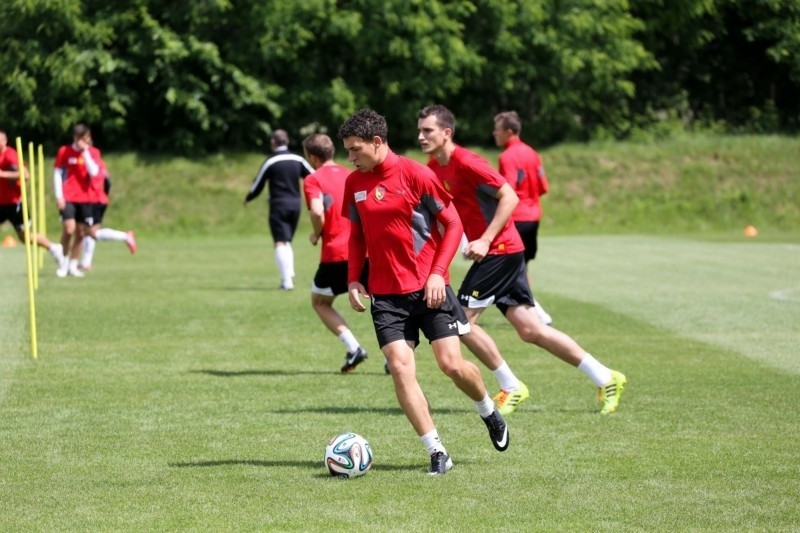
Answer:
[
  {"left": 498, "top": 243, "right": 505, "bottom": 251},
  {"left": 443, "top": 180, "right": 451, "bottom": 191},
  {"left": 355, "top": 191, "right": 367, "bottom": 202},
  {"left": 375, "top": 186, "right": 385, "bottom": 200}
]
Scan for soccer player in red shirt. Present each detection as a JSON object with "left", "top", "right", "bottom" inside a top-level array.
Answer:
[
  {"left": 493, "top": 111, "right": 553, "bottom": 325},
  {"left": 301, "top": 133, "right": 369, "bottom": 373},
  {"left": 78, "top": 136, "right": 137, "bottom": 272},
  {"left": 418, "top": 105, "right": 627, "bottom": 415},
  {"left": 53, "top": 123, "right": 101, "bottom": 277},
  {"left": 338, "top": 109, "right": 508, "bottom": 475},
  {"left": 0, "top": 129, "right": 64, "bottom": 267}
]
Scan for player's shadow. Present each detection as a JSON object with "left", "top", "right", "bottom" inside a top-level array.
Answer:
[
  {"left": 267, "top": 406, "right": 470, "bottom": 416},
  {"left": 192, "top": 369, "right": 332, "bottom": 377},
  {"left": 169, "top": 459, "right": 434, "bottom": 474}
]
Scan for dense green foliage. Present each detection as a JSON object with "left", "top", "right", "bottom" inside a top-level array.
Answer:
[{"left": 1, "top": 0, "right": 798, "bottom": 153}]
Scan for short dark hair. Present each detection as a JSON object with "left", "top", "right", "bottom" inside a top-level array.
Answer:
[
  {"left": 302, "top": 133, "right": 335, "bottom": 161},
  {"left": 271, "top": 129, "right": 289, "bottom": 147},
  {"left": 337, "top": 109, "right": 388, "bottom": 142},
  {"left": 494, "top": 111, "right": 522, "bottom": 135},
  {"left": 418, "top": 104, "right": 456, "bottom": 134},
  {"left": 73, "top": 123, "right": 91, "bottom": 139}
]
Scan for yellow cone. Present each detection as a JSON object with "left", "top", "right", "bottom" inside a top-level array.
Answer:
[
  {"left": 2, "top": 234, "right": 18, "bottom": 248},
  {"left": 744, "top": 225, "right": 758, "bottom": 237}
]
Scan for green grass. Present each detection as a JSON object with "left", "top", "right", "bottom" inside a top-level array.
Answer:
[{"left": 2, "top": 231, "right": 799, "bottom": 530}]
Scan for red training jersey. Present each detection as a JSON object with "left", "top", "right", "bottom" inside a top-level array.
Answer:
[
  {"left": 54, "top": 144, "right": 95, "bottom": 203},
  {"left": 427, "top": 145, "right": 524, "bottom": 255},
  {"left": 0, "top": 145, "right": 21, "bottom": 204},
  {"left": 303, "top": 162, "right": 351, "bottom": 263},
  {"left": 342, "top": 150, "right": 462, "bottom": 295},
  {"left": 88, "top": 146, "right": 109, "bottom": 205},
  {"left": 499, "top": 137, "right": 549, "bottom": 223}
]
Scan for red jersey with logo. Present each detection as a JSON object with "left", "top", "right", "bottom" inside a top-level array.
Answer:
[
  {"left": 303, "top": 163, "right": 351, "bottom": 263},
  {"left": 342, "top": 150, "right": 461, "bottom": 295},
  {"left": 0, "top": 146, "right": 21, "bottom": 204},
  {"left": 54, "top": 145, "right": 94, "bottom": 203},
  {"left": 88, "top": 146, "right": 109, "bottom": 204},
  {"left": 499, "top": 137, "right": 549, "bottom": 222},
  {"left": 427, "top": 145, "right": 524, "bottom": 255}
]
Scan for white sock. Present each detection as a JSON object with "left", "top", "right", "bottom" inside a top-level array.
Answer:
[
  {"left": 286, "top": 242, "right": 295, "bottom": 278},
  {"left": 69, "top": 258, "right": 79, "bottom": 271},
  {"left": 533, "top": 298, "right": 553, "bottom": 325},
  {"left": 474, "top": 393, "right": 495, "bottom": 418},
  {"left": 578, "top": 353, "right": 612, "bottom": 387},
  {"left": 338, "top": 330, "right": 361, "bottom": 354},
  {"left": 492, "top": 362, "right": 521, "bottom": 392},
  {"left": 81, "top": 237, "right": 96, "bottom": 267},
  {"left": 274, "top": 245, "right": 294, "bottom": 286},
  {"left": 96, "top": 228, "right": 128, "bottom": 242},
  {"left": 420, "top": 429, "right": 446, "bottom": 455}
]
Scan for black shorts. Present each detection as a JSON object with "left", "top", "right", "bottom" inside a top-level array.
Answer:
[
  {"left": 61, "top": 202, "right": 95, "bottom": 225},
  {"left": 268, "top": 205, "right": 300, "bottom": 242},
  {"left": 457, "top": 252, "right": 534, "bottom": 315},
  {"left": 0, "top": 203, "right": 24, "bottom": 231},
  {"left": 93, "top": 203, "right": 108, "bottom": 225},
  {"left": 514, "top": 221, "right": 540, "bottom": 262},
  {"left": 312, "top": 260, "right": 370, "bottom": 296},
  {"left": 370, "top": 287, "right": 470, "bottom": 349}
]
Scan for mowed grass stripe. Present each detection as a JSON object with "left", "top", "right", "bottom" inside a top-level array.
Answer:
[
  {"left": 528, "top": 235, "right": 800, "bottom": 373},
  {"left": 1, "top": 237, "right": 799, "bottom": 530}
]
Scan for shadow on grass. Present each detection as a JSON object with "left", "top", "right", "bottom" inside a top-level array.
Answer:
[
  {"left": 266, "top": 406, "right": 471, "bottom": 415},
  {"left": 192, "top": 369, "right": 335, "bottom": 377},
  {"left": 169, "top": 458, "right": 426, "bottom": 473}
]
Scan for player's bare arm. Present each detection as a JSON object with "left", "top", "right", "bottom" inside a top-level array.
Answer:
[{"left": 465, "top": 183, "right": 519, "bottom": 262}]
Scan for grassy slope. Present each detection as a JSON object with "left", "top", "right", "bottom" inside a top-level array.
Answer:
[{"left": 3, "top": 134, "right": 797, "bottom": 240}]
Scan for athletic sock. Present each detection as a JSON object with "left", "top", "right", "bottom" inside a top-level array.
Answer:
[
  {"left": 474, "top": 393, "right": 495, "bottom": 418},
  {"left": 578, "top": 352, "right": 613, "bottom": 387},
  {"left": 81, "top": 237, "right": 96, "bottom": 267},
  {"left": 492, "top": 361, "right": 521, "bottom": 392},
  {"left": 286, "top": 242, "right": 295, "bottom": 279},
  {"left": 274, "top": 245, "right": 294, "bottom": 286},
  {"left": 338, "top": 330, "right": 361, "bottom": 354},
  {"left": 96, "top": 228, "right": 128, "bottom": 241},
  {"left": 421, "top": 429, "right": 447, "bottom": 456}
]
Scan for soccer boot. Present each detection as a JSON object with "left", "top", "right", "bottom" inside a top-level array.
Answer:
[
  {"left": 493, "top": 381, "right": 531, "bottom": 416},
  {"left": 427, "top": 451, "right": 453, "bottom": 476},
  {"left": 481, "top": 410, "right": 509, "bottom": 452},
  {"left": 598, "top": 370, "right": 627, "bottom": 415},
  {"left": 340, "top": 347, "right": 368, "bottom": 373}
]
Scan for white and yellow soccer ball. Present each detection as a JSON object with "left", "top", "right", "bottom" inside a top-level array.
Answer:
[{"left": 324, "top": 432, "right": 373, "bottom": 478}]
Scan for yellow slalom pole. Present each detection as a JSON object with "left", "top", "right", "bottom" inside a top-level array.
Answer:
[
  {"left": 28, "top": 142, "right": 39, "bottom": 289},
  {"left": 15, "top": 137, "right": 38, "bottom": 359},
  {"left": 37, "top": 144, "right": 46, "bottom": 269}
]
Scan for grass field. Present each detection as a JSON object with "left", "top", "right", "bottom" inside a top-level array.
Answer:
[{"left": 2, "top": 230, "right": 799, "bottom": 530}]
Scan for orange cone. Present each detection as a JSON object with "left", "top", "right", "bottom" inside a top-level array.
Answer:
[
  {"left": 744, "top": 225, "right": 758, "bottom": 237},
  {"left": 2, "top": 235, "right": 17, "bottom": 248}
]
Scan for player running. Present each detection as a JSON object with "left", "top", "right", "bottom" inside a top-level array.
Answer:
[
  {"left": 339, "top": 109, "right": 508, "bottom": 475},
  {"left": 418, "top": 104, "right": 627, "bottom": 415},
  {"left": 301, "top": 133, "right": 370, "bottom": 373},
  {"left": 0, "top": 129, "right": 64, "bottom": 267},
  {"left": 78, "top": 137, "right": 137, "bottom": 271}
]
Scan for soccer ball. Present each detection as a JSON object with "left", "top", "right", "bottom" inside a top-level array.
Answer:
[{"left": 324, "top": 432, "right": 373, "bottom": 478}]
